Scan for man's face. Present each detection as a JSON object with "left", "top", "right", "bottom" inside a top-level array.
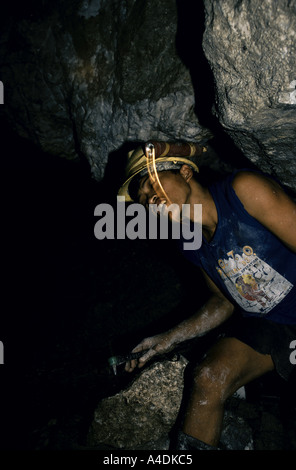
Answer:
[{"left": 136, "top": 166, "right": 192, "bottom": 210}]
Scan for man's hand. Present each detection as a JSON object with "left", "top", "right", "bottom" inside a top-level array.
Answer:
[
  {"left": 125, "top": 275, "right": 234, "bottom": 373},
  {"left": 125, "top": 332, "right": 176, "bottom": 372}
]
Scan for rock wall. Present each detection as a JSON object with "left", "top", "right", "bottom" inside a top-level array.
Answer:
[
  {"left": 0, "top": 0, "right": 209, "bottom": 181},
  {"left": 0, "top": 0, "right": 295, "bottom": 189},
  {"left": 202, "top": 0, "right": 296, "bottom": 191}
]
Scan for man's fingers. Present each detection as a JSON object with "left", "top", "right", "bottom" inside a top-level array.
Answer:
[
  {"left": 125, "top": 335, "right": 171, "bottom": 371},
  {"left": 137, "top": 348, "right": 158, "bottom": 367},
  {"left": 125, "top": 347, "right": 157, "bottom": 371},
  {"left": 124, "top": 344, "right": 150, "bottom": 372},
  {"left": 131, "top": 338, "right": 154, "bottom": 354},
  {"left": 125, "top": 359, "right": 137, "bottom": 372}
]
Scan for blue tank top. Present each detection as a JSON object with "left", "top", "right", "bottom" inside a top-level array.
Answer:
[{"left": 180, "top": 170, "right": 296, "bottom": 324}]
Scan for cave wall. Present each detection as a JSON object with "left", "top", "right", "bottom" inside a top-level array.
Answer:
[
  {"left": 202, "top": 0, "right": 296, "bottom": 190},
  {"left": 0, "top": 0, "right": 295, "bottom": 189},
  {"left": 0, "top": 0, "right": 209, "bottom": 181}
]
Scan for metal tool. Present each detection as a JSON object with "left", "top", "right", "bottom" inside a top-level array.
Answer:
[{"left": 108, "top": 350, "right": 149, "bottom": 375}]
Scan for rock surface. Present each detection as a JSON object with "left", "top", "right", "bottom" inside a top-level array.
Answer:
[
  {"left": 87, "top": 356, "right": 188, "bottom": 450},
  {"left": 1, "top": 0, "right": 295, "bottom": 189},
  {"left": 0, "top": 0, "right": 210, "bottom": 181},
  {"left": 202, "top": 0, "right": 296, "bottom": 191},
  {"left": 87, "top": 355, "right": 254, "bottom": 450}
]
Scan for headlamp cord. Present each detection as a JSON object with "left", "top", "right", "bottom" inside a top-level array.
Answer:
[{"left": 145, "top": 142, "right": 173, "bottom": 206}]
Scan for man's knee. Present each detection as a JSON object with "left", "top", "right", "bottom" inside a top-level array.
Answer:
[
  {"left": 190, "top": 338, "right": 245, "bottom": 404},
  {"left": 189, "top": 336, "right": 274, "bottom": 405},
  {"left": 190, "top": 360, "right": 235, "bottom": 405}
]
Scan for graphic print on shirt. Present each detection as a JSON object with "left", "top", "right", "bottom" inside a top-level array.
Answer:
[{"left": 216, "top": 245, "right": 293, "bottom": 314}]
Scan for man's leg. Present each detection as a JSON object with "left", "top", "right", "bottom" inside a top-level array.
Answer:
[{"left": 181, "top": 337, "right": 274, "bottom": 447}]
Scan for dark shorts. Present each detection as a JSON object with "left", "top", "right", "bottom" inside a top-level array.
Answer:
[{"left": 224, "top": 313, "right": 296, "bottom": 381}]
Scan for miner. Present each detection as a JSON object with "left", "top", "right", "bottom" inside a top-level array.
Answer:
[{"left": 118, "top": 141, "right": 296, "bottom": 450}]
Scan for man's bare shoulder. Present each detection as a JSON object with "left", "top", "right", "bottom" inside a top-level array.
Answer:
[
  {"left": 231, "top": 170, "right": 282, "bottom": 212},
  {"left": 231, "top": 170, "right": 296, "bottom": 252}
]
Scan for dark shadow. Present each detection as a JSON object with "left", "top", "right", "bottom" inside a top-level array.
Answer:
[
  {"left": 175, "top": 1, "right": 255, "bottom": 170},
  {"left": 101, "top": 141, "right": 143, "bottom": 204},
  {"left": 175, "top": 0, "right": 215, "bottom": 130}
]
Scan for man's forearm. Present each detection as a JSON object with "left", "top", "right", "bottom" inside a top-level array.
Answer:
[
  {"left": 125, "top": 294, "right": 235, "bottom": 371},
  {"left": 167, "top": 295, "right": 234, "bottom": 346}
]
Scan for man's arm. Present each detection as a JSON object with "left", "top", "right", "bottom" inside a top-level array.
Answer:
[
  {"left": 170, "top": 270, "right": 234, "bottom": 343},
  {"left": 126, "top": 270, "right": 234, "bottom": 371},
  {"left": 232, "top": 171, "right": 296, "bottom": 253}
]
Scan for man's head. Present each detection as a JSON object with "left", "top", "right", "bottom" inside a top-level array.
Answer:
[
  {"left": 134, "top": 165, "right": 196, "bottom": 211},
  {"left": 118, "top": 143, "right": 200, "bottom": 206}
]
